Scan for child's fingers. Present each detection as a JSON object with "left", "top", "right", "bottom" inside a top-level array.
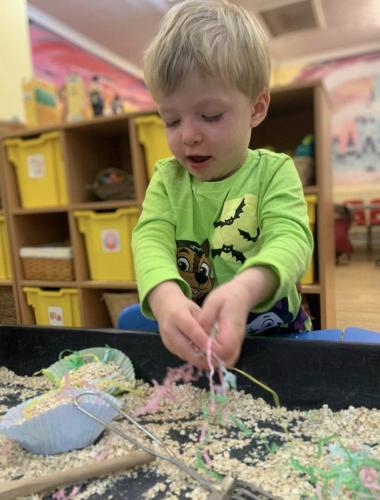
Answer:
[
  {"left": 159, "top": 309, "right": 210, "bottom": 369},
  {"left": 186, "top": 304, "right": 213, "bottom": 353},
  {"left": 162, "top": 326, "right": 209, "bottom": 369},
  {"left": 197, "top": 295, "right": 222, "bottom": 336},
  {"left": 211, "top": 310, "right": 245, "bottom": 366}
]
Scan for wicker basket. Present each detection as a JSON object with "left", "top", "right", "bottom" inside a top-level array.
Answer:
[
  {"left": 20, "top": 247, "right": 74, "bottom": 281},
  {"left": 87, "top": 168, "right": 135, "bottom": 201},
  {"left": 0, "top": 288, "right": 17, "bottom": 325},
  {"left": 102, "top": 292, "right": 139, "bottom": 328}
]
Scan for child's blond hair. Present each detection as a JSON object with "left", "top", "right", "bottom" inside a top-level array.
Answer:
[{"left": 144, "top": 0, "right": 271, "bottom": 101}]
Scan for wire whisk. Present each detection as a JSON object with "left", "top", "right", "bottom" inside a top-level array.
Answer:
[{"left": 75, "top": 391, "right": 278, "bottom": 500}]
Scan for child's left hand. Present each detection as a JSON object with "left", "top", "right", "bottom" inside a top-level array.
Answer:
[{"left": 198, "top": 266, "right": 278, "bottom": 367}]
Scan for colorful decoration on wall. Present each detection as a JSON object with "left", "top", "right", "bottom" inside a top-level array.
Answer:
[
  {"left": 29, "top": 21, "right": 155, "bottom": 113},
  {"left": 283, "top": 51, "right": 380, "bottom": 187},
  {"left": 29, "top": 20, "right": 380, "bottom": 187}
]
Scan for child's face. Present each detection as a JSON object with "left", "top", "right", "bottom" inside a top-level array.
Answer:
[{"left": 157, "top": 73, "right": 269, "bottom": 181}]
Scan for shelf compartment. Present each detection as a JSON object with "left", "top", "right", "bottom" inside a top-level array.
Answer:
[
  {"left": 63, "top": 118, "right": 136, "bottom": 204},
  {"left": 12, "top": 212, "right": 73, "bottom": 282},
  {"left": 80, "top": 288, "right": 113, "bottom": 329}
]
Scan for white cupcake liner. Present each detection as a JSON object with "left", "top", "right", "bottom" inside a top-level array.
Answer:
[
  {"left": 0, "top": 388, "right": 122, "bottom": 455},
  {"left": 43, "top": 347, "right": 135, "bottom": 394}
]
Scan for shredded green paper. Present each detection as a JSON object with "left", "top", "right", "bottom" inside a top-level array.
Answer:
[{"left": 291, "top": 435, "right": 380, "bottom": 498}]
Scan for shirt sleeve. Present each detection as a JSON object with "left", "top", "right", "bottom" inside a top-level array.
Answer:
[
  {"left": 238, "top": 154, "right": 314, "bottom": 312},
  {"left": 132, "top": 166, "right": 190, "bottom": 318}
]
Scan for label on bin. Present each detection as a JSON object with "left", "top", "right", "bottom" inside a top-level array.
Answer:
[
  {"left": 101, "top": 229, "right": 121, "bottom": 253},
  {"left": 27, "top": 154, "right": 46, "bottom": 178},
  {"left": 48, "top": 306, "right": 64, "bottom": 326}
]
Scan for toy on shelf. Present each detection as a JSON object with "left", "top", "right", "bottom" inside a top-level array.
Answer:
[
  {"left": 89, "top": 75, "right": 104, "bottom": 116},
  {"left": 293, "top": 134, "right": 315, "bottom": 187},
  {"left": 87, "top": 167, "right": 135, "bottom": 201},
  {"left": 23, "top": 77, "right": 60, "bottom": 128},
  {"left": 64, "top": 73, "right": 88, "bottom": 122},
  {"left": 111, "top": 94, "right": 124, "bottom": 115}
]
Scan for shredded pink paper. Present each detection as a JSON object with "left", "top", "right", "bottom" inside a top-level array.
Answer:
[
  {"left": 134, "top": 363, "right": 201, "bottom": 416},
  {"left": 52, "top": 485, "right": 80, "bottom": 499}
]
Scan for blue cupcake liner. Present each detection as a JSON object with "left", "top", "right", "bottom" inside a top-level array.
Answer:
[{"left": 0, "top": 388, "right": 122, "bottom": 455}]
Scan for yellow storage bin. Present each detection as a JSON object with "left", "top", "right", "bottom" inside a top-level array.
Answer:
[
  {"left": 4, "top": 131, "right": 68, "bottom": 208},
  {"left": 0, "top": 215, "right": 12, "bottom": 280},
  {"left": 74, "top": 208, "right": 139, "bottom": 281},
  {"left": 301, "top": 194, "right": 317, "bottom": 285},
  {"left": 135, "top": 115, "right": 172, "bottom": 179},
  {"left": 23, "top": 287, "right": 81, "bottom": 327}
]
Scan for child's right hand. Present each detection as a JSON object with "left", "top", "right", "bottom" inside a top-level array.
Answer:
[{"left": 148, "top": 281, "right": 210, "bottom": 369}]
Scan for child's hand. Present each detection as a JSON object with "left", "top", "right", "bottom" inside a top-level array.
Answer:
[
  {"left": 199, "top": 267, "right": 278, "bottom": 367},
  {"left": 148, "top": 281, "right": 210, "bottom": 369}
]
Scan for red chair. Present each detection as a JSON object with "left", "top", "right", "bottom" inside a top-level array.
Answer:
[
  {"left": 334, "top": 205, "right": 353, "bottom": 261},
  {"left": 343, "top": 199, "right": 366, "bottom": 226},
  {"left": 369, "top": 198, "right": 380, "bottom": 225},
  {"left": 368, "top": 198, "right": 380, "bottom": 251}
]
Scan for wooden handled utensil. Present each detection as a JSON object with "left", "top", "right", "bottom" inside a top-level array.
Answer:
[{"left": 0, "top": 450, "right": 154, "bottom": 500}]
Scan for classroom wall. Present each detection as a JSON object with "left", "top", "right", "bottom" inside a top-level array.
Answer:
[
  {"left": 4, "top": 9, "right": 379, "bottom": 209},
  {"left": 29, "top": 22, "right": 154, "bottom": 112},
  {"left": 0, "top": 0, "right": 32, "bottom": 122},
  {"left": 273, "top": 52, "right": 380, "bottom": 207}
]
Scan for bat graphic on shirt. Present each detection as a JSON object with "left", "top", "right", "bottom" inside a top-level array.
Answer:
[
  {"left": 212, "top": 244, "right": 246, "bottom": 264},
  {"left": 238, "top": 227, "right": 260, "bottom": 242},
  {"left": 213, "top": 198, "right": 246, "bottom": 228}
]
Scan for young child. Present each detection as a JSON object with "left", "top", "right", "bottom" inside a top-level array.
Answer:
[{"left": 132, "top": 0, "right": 313, "bottom": 369}]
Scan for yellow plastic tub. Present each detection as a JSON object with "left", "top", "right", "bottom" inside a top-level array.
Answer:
[
  {"left": 4, "top": 131, "right": 68, "bottom": 208},
  {"left": 135, "top": 115, "right": 172, "bottom": 179},
  {"left": 301, "top": 194, "right": 317, "bottom": 285},
  {"left": 23, "top": 287, "right": 81, "bottom": 327},
  {"left": 0, "top": 215, "right": 12, "bottom": 280},
  {"left": 74, "top": 208, "right": 139, "bottom": 281}
]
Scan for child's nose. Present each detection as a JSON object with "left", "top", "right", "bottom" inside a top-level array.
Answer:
[{"left": 182, "top": 121, "right": 202, "bottom": 145}]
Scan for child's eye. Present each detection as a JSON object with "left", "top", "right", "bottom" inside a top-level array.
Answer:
[
  {"left": 202, "top": 113, "right": 223, "bottom": 122},
  {"left": 165, "top": 119, "right": 180, "bottom": 128}
]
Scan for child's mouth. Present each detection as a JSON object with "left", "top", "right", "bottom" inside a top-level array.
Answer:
[{"left": 187, "top": 155, "right": 211, "bottom": 168}]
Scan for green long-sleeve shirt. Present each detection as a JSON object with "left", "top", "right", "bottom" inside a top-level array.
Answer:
[{"left": 132, "top": 149, "right": 313, "bottom": 331}]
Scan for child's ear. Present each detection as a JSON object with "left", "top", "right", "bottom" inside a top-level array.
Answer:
[{"left": 250, "top": 90, "right": 270, "bottom": 128}]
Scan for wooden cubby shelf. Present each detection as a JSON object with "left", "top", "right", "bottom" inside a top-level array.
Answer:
[{"left": 0, "top": 80, "right": 335, "bottom": 330}]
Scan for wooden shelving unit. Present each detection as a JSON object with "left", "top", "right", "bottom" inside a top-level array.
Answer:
[
  {"left": 251, "top": 80, "right": 335, "bottom": 329},
  {"left": 0, "top": 80, "right": 335, "bottom": 330}
]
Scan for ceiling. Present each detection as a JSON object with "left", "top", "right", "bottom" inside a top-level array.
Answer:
[{"left": 27, "top": 0, "right": 380, "bottom": 79}]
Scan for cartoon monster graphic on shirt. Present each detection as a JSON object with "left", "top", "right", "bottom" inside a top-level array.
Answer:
[
  {"left": 246, "top": 297, "right": 295, "bottom": 334},
  {"left": 176, "top": 239, "right": 214, "bottom": 304},
  {"left": 211, "top": 194, "right": 260, "bottom": 264}
]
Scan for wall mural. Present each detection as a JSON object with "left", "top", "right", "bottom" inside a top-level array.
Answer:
[
  {"left": 289, "top": 52, "right": 380, "bottom": 189},
  {"left": 29, "top": 21, "right": 155, "bottom": 112}
]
